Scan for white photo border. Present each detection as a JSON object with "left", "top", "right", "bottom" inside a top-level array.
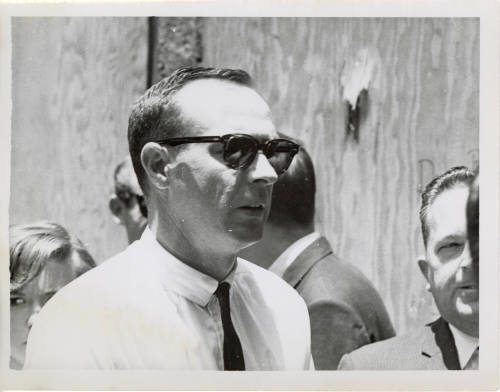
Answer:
[{"left": 0, "top": 0, "right": 498, "bottom": 390}]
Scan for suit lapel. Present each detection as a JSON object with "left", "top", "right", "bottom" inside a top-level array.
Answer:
[
  {"left": 421, "top": 317, "right": 461, "bottom": 370},
  {"left": 281, "top": 236, "right": 333, "bottom": 288}
]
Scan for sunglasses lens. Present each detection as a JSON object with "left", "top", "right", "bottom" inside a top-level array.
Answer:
[
  {"left": 265, "top": 140, "right": 299, "bottom": 175},
  {"left": 224, "top": 136, "right": 257, "bottom": 169}
]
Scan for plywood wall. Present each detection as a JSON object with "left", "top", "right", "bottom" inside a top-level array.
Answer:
[
  {"left": 201, "top": 18, "right": 479, "bottom": 333},
  {"left": 10, "top": 18, "right": 149, "bottom": 263},
  {"left": 10, "top": 17, "right": 479, "bottom": 334}
]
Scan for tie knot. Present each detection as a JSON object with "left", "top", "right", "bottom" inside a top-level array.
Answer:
[{"left": 215, "top": 281, "right": 231, "bottom": 300}]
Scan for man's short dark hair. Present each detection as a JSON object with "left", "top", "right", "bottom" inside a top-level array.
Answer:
[
  {"left": 267, "top": 146, "right": 316, "bottom": 228},
  {"left": 128, "top": 66, "right": 253, "bottom": 194},
  {"left": 419, "top": 166, "right": 475, "bottom": 248}
]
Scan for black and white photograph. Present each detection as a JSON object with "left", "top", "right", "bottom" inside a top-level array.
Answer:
[{"left": 0, "top": 0, "right": 498, "bottom": 390}]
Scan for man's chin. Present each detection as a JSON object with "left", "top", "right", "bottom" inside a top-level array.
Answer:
[
  {"left": 444, "top": 302, "right": 479, "bottom": 336},
  {"left": 227, "top": 226, "right": 264, "bottom": 248},
  {"left": 437, "top": 300, "right": 479, "bottom": 332},
  {"left": 455, "top": 298, "right": 479, "bottom": 318}
]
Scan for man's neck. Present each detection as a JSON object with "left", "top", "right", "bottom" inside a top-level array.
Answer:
[
  {"left": 148, "top": 211, "right": 236, "bottom": 282},
  {"left": 126, "top": 220, "right": 147, "bottom": 244}
]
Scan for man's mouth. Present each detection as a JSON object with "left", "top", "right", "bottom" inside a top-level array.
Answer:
[
  {"left": 458, "top": 283, "right": 478, "bottom": 290},
  {"left": 239, "top": 203, "right": 265, "bottom": 210},
  {"left": 237, "top": 204, "right": 266, "bottom": 215},
  {"left": 456, "top": 283, "right": 479, "bottom": 301}
]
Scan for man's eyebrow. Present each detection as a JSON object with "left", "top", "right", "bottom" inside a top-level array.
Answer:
[{"left": 253, "top": 134, "right": 280, "bottom": 142}]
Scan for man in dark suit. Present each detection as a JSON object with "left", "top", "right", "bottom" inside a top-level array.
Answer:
[
  {"left": 338, "top": 166, "right": 478, "bottom": 370},
  {"left": 240, "top": 147, "right": 395, "bottom": 369}
]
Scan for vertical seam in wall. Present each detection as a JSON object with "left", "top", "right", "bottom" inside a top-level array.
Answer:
[{"left": 146, "top": 17, "right": 157, "bottom": 89}]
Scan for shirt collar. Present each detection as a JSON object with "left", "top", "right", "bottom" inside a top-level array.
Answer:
[
  {"left": 449, "top": 324, "right": 479, "bottom": 369},
  {"left": 138, "top": 227, "right": 237, "bottom": 307},
  {"left": 269, "top": 231, "right": 321, "bottom": 278}
]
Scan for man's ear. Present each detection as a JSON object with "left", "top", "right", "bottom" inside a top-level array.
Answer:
[
  {"left": 418, "top": 258, "right": 432, "bottom": 292},
  {"left": 141, "top": 142, "right": 169, "bottom": 190},
  {"left": 109, "top": 194, "right": 125, "bottom": 225}
]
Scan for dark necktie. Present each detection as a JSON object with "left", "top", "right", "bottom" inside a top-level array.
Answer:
[{"left": 215, "top": 282, "right": 245, "bottom": 370}]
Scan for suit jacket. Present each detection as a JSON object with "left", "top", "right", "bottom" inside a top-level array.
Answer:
[
  {"left": 337, "top": 317, "right": 461, "bottom": 370},
  {"left": 281, "top": 236, "right": 395, "bottom": 370}
]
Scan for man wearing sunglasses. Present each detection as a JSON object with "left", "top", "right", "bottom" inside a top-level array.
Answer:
[{"left": 25, "top": 67, "right": 313, "bottom": 370}]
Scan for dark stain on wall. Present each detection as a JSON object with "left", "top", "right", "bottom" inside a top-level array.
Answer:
[{"left": 149, "top": 17, "right": 203, "bottom": 86}]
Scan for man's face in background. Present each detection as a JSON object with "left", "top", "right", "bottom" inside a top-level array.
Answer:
[{"left": 419, "top": 184, "right": 478, "bottom": 337}]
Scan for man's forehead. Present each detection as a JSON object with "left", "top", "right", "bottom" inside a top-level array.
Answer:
[
  {"left": 174, "top": 78, "right": 260, "bottom": 101},
  {"left": 172, "top": 79, "right": 274, "bottom": 133},
  {"left": 427, "top": 185, "right": 469, "bottom": 240}
]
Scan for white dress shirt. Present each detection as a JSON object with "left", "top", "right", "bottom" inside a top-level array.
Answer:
[
  {"left": 24, "top": 228, "right": 313, "bottom": 370},
  {"left": 269, "top": 232, "right": 321, "bottom": 278},
  {"left": 449, "top": 324, "right": 479, "bottom": 369}
]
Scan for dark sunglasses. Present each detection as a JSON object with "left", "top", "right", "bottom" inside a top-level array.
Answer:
[{"left": 155, "top": 133, "right": 300, "bottom": 175}]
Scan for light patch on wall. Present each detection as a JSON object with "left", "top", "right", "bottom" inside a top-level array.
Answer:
[{"left": 340, "top": 48, "right": 377, "bottom": 143}]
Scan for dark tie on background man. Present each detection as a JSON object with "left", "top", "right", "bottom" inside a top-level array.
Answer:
[{"left": 215, "top": 282, "right": 245, "bottom": 370}]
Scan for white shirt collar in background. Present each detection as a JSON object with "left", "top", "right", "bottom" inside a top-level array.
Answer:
[
  {"left": 449, "top": 323, "right": 479, "bottom": 369},
  {"left": 269, "top": 231, "right": 321, "bottom": 278}
]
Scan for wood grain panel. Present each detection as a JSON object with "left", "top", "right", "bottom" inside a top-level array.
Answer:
[
  {"left": 202, "top": 18, "right": 479, "bottom": 333},
  {"left": 10, "top": 17, "right": 148, "bottom": 263}
]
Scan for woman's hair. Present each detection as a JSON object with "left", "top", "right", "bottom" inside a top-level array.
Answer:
[{"left": 9, "top": 221, "right": 96, "bottom": 292}]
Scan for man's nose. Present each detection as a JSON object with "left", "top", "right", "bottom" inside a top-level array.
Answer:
[
  {"left": 247, "top": 151, "right": 278, "bottom": 185},
  {"left": 459, "top": 243, "right": 473, "bottom": 269}
]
